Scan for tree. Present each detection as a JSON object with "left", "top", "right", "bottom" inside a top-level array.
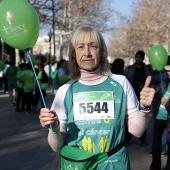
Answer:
[
  {"left": 29, "top": 0, "right": 122, "bottom": 60},
  {"left": 108, "top": 0, "right": 170, "bottom": 64},
  {"left": 129, "top": 0, "right": 169, "bottom": 51}
]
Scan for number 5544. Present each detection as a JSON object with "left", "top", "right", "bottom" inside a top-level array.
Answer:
[{"left": 79, "top": 102, "right": 108, "bottom": 114}]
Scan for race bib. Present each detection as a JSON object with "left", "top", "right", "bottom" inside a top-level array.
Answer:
[{"left": 73, "top": 91, "right": 115, "bottom": 120}]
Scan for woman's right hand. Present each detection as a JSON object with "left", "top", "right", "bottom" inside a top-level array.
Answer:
[{"left": 39, "top": 108, "right": 59, "bottom": 130}]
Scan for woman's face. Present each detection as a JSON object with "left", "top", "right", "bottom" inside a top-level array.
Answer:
[{"left": 74, "top": 32, "right": 101, "bottom": 71}]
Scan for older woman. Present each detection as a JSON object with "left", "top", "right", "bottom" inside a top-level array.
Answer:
[{"left": 39, "top": 25, "right": 155, "bottom": 170}]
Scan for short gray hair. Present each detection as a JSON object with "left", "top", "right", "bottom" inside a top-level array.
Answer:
[{"left": 68, "top": 25, "right": 110, "bottom": 79}]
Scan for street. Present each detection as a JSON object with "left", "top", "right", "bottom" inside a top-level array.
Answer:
[{"left": 0, "top": 90, "right": 167, "bottom": 170}]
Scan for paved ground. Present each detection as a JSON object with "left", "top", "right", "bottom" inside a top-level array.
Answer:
[
  {"left": 0, "top": 89, "right": 167, "bottom": 170},
  {"left": 127, "top": 117, "right": 167, "bottom": 170}
]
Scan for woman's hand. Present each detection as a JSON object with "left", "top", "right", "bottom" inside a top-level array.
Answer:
[
  {"left": 140, "top": 76, "right": 155, "bottom": 108},
  {"left": 39, "top": 108, "right": 59, "bottom": 130}
]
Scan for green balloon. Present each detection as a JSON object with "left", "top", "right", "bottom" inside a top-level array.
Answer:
[
  {"left": 41, "top": 83, "right": 48, "bottom": 90},
  {"left": 148, "top": 45, "right": 168, "bottom": 71},
  {"left": 59, "top": 75, "right": 68, "bottom": 85},
  {"left": 0, "top": 0, "right": 39, "bottom": 50}
]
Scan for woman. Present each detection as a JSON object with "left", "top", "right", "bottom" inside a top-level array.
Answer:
[
  {"left": 52, "top": 59, "right": 69, "bottom": 95},
  {"left": 39, "top": 26, "right": 155, "bottom": 170}
]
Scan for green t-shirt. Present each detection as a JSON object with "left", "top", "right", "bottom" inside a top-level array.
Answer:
[
  {"left": 51, "top": 64, "right": 58, "bottom": 79},
  {"left": 16, "top": 69, "right": 24, "bottom": 89},
  {"left": 22, "top": 70, "right": 34, "bottom": 92},
  {"left": 38, "top": 70, "right": 43, "bottom": 87},
  {"left": 51, "top": 74, "right": 139, "bottom": 170},
  {"left": 37, "top": 70, "right": 48, "bottom": 90}
]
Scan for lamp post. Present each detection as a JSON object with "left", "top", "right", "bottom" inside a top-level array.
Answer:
[{"left": 48, "top": 31, "right": 53, "bottom": 77}]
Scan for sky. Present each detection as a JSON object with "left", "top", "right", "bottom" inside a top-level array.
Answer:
[
  {"left": 103, "top": 0, "right": 140, "bottom": 45},
  {"left": 40, "top": 0, "right": 140, "bottom": 45},
  {"left": 112, "top": 0, "right": 139, "bottom": 17}
]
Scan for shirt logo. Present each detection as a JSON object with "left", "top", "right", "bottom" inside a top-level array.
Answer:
[{"left": 110, "top": 81, "right": 116, "bottom": 86}]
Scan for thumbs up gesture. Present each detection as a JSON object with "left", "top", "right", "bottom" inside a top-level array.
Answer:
[{"left": 140, "top": 76, "right": 155, "bottom": 108}]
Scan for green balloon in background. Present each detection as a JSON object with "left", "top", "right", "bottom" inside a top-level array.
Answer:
[
  {"left": 0, "top": 60, "right": 5, "bottom": 71},
  {"left": 0, "top": 0, "right": 39, "bottom": 50},
  {"left": 59, "top": 75, "right": 68, "bottom": 85},
  {"left": 148, "top": 45, "right": 168, "bottom": 71},
  {"left": 41, "top": 83, "right": 48, "bottom": 90}
]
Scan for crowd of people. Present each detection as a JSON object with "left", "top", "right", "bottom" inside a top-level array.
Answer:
[
  {"left": 111, "top": 51, "right": 170, "bottom": 169},
  {"left": 1, "top": 25, "right": 170, "bottom": 170},
  {"left": 0, "top": 54, "right": 69, "bottom": 114}
]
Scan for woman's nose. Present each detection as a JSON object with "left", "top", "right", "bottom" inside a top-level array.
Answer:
[{"left": 84, "top": 45, "right": 91, "bottom": 56}]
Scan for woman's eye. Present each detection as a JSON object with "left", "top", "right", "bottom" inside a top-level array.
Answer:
[
  {"left": 77, "top": 46, "right": 83, "bottom": 49},
  {"left": 90, "top": 45, "right": 97, "bottom": 49}
]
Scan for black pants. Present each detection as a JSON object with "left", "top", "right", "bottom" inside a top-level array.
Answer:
[
  {"left": 24, "top": 91, "right": 33, "bottom": 112},
  {"left": 150, "top": 119, "right": 170, "bottom": 170},
  {"left": 33, "top": 86, "right": 46, "bottom": 108},
  {"left": 16, "top": 87, "right": 24, "bottom": 109}
]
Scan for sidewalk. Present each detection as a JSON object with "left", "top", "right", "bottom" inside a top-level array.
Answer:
[
  {"left": 0, "top": 89, "right": 60, "bottom": 170},
  {"left": 0, "top": 89, "right": 167, "bottom": 170},
  {"left": 127, "top": 116, "right": 167, "bottom": 170}
]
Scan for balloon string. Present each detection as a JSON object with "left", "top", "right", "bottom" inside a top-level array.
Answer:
[
  {"left": 24, "top": 49, "right": 54, "bottom": 137},
  {"left": 160, "top": 71, "right": 164, "bottom": 96}
]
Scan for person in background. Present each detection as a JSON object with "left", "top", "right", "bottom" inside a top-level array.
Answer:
[
  {"left": 39, "top": 25, "right": 155, "bottom": 170},
  {"left": 165, "top": 100, "right": 170, "bottom": 170},
  {"left": 50, "top": 61, "right": 58, "bottom": 79},
  {"left": 0, "top": 70, "right": 3, "bottom": 89},
  {"left": 33, "top": 63, "right": 48, "bottom": 112},
  {"left": 44, "top": 62, "right": 51, "bottom": 78},
  {"left": 110, "top": 58, "right": 125, "bottom": 75},
  {"left": 22, "top": 63, "right": 35, "bottom": 114},
  {"left": 161, "top": 129, "right": 167, "bottom": 155},
  {"left": 52, "top": 59, "right": 69, "bottom": 95},
  {"left": 5, "top": 59, "right": 18, "bottom": 105},
  {"left": 44, "top": 62, "right": 52, "bottom": 89},
  {"left": 150, "top": 68, "right": 170, "bottom": 170},
  {"left": 147, "top": 63, "right": 167, "bottom": 157},
  {"left": 3, "top": 60, "right": 10, "bottom": 93},
  {"left": 50, "top": 61, "right": 58, "bottom": 92},
  {"left": 124, "top": 50, "right": 151, "bottom": 145},
  {"left": 2, "top": 60, "right": 10, "bottom": 93},
  {"left": 15, "top": 63, "right": 26, "bottom": 112}
]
